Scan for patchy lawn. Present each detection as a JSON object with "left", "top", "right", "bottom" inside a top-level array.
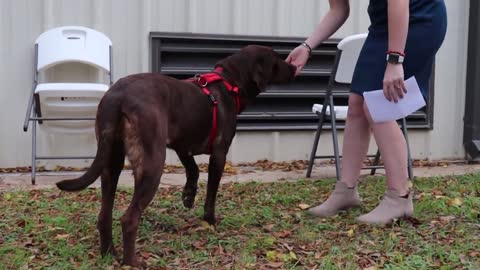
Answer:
[{"left": 0, "top": 174, "right": 479, "bottom": 270}]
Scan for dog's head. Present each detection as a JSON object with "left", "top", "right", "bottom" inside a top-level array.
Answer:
[{"left": 216, "top": 45, "right": 296, "bottom": 95}]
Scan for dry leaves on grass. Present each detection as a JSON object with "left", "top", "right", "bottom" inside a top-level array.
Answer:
[
  {"left": 1, "top": 159, "right": 474, "bottom": 175},
  {"left": 237, "top": 159, "right": 309, "bottom": 172},
  {"left": 1, "top": 173, "right": 479, "bottom": 270}
]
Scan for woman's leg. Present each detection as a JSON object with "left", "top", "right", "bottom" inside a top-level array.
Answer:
[
  {"left": 339, "top": 94, "right": 372, "bottom": 187},
  {"left": 362, "top": 103, "right": 409, "bottom": 195},
  {"left": 308, "top": 93, "right": 371, "bottom": 217},
  {"left": 356, "top": 103, "right": 413, "bottom": 224}
]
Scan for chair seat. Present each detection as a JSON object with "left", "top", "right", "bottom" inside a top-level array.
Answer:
[
  {"left": 312, "top": 104, "right": 348, "bottom": 120},
  {"left": 34, "top": 83, "right": 109, "bottom": 133},
  {"left": 35, "top": 83, "right": 108, "bottom": 109},
  {"left": 35, "top": 82, "right": 109, "bottom": 95}
]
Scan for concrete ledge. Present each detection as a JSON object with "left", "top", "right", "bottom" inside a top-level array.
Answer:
[{"left": 1, "top": 163, "right": 479, "bottom": 191}]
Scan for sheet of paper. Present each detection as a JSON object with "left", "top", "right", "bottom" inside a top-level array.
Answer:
[{"left": 363, "top": 76, "right": 426, "bottom": 123}]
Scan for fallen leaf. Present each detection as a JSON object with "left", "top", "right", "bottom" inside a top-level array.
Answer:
[
  {"left": 263, "top": 237, "right": 276, "bottom": 247},
  {"left": 280, "top": 253, "right": 291, "bottom": 262},
  {"left": 439, "top": 215, "right": 456, "bottom": 223},
  {"left": 469, "top": 251, "right": 480, "bottom": 258},
  {"left": 315, "top": 251, "right": 328, "bottom": 259},
  {"left": 274, "top": 230, "right": 292, "bottom": 238},
  {"left": 23, "top": 238, "right": 34, "bottom": 248},
  {"left": 199, "top": 221, "right": 215, "bottom": 231},
  {"left": 16, "top": 219, "right": 26, "bottom": 228},
  {"left": 79, "top": 236, "right": 92, "bottom": 241},
  {"left": 217, "top": 243, "right": 225, "bottom": 255},
  {"left": 289, "top": 251, "right": 298, "bottom": 260},
  {"left": 261, "top": 262, "right": 283, "bottom": 269},
  {"left": 263, "top": 224, "right": 275, "bottom": 232},
  {"left": 54, "top": 234, "right": 70, "bottom": 240},
  {"left": 298, "top": 203, "right": 310, "bottom": 210},
  {"left": 192, "top": 240, "right": 207, "bottom": 249},
  {"left": 447, "top": 198, "right": 463, "bottom": 206},
  {"left": 140, "top": 252, "right": 153, "bottom": 259},
  {"left": 358, "top": 249, "right": 375, "bottom": 255},
  {"left": 223, "top": 163, "right": 238, "bottom": 175},
  {"left": 347, "top": 228, "right": 355, "bottom": 237},
  {"left": 266, "top": 250, "right": 277, "bottom": 261},
  {"left": 279, "top": 242, "right": 293, "bottom": 251}
]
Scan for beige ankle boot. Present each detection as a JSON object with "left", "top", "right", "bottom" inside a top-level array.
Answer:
[
  {"left": 356, "top": 189, "right": 413, "bottom": 225},
  {"left": 308, "top": 181, "right": 361, "bottom": 217}
]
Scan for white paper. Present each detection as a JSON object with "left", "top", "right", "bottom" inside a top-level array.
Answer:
[{"left": 363, "top": 76, "right": 426, "bottom": 123}]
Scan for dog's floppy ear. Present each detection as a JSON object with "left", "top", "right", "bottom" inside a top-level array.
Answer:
[{"left": 252, "top": 58, "right": 272, "bottom": 91}]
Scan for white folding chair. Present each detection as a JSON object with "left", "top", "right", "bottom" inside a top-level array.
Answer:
[
  {"left": 306, "top": 33, "right": 413, "bottom": 180},
  {"left": 23, "top": 26, "right": 113, "bottom": 184}
]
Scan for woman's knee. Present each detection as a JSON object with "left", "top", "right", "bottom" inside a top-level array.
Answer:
[{"left": 347, "top": 94, "right": 367, "bottom": 119}]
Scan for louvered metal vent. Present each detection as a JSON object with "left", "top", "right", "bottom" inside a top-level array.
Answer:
[{"left": 150, "top": 32, "right": 433, "bottom": 130}]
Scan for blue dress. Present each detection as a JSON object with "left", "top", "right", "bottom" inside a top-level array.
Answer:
[{"left": 351, "top": 0, "right": 447, "bottom": 100}]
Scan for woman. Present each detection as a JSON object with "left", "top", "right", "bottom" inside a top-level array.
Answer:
[{"left": 286, "top": 0, "right": 447, "bottom": 224}]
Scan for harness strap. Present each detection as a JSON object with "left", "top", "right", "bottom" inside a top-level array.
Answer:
[
  {"left": 184, "top": 68, "right": 240, "bottom": 153},
  {"left": 201, "top": 86, "right": 218, "bottom": 153}
]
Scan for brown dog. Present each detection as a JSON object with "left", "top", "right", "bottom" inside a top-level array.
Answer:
[{"left": 55, "top": 45, "right": 295, "bottom": 266}]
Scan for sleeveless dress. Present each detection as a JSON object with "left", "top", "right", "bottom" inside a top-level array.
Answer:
[{"left": 350, "top": 0, "right": 447, "bottom": 100}]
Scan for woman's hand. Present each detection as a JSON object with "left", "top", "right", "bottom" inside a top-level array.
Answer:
[
  {"left": 383, "top": 63, "right": 407, "bottom": 102},
  {"left": 286, "top": 45, "right": 310, "bottom": 76}
]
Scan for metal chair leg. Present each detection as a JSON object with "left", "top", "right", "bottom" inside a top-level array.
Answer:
[
  {"left": 370, "top": 149, "right": 381, "bottom": 175},
  {"left": 31, "top": 119, "right": 37, "bottom": 185},
  {"left": 307, "top": 112, "right": 326, "bottom": 178},
  {"left": 401, "top": 118, "right": 414, "bottom": 180},
  {"left": 329, "top": 95, "right": 341, "bottom": 181}
]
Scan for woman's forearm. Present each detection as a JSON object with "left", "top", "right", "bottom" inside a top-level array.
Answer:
[
  {"left": 305, "top": 0, "right": 350, "bottom": 49},
  {"left": 387, "top": 0, "right": 409, "bottom": 53}
]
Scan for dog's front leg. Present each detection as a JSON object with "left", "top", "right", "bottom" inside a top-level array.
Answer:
[
  {"left": 203, "top": 152, "right": 226, "bottom": 225},
  {"left": 178, "top": 153, "right": 199, "bottom": 209}
]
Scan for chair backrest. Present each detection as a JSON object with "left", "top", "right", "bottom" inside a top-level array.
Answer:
[
  {"left": 334, "top": 33, "right": 368, "bottom": 84},
  {"left": 35, "top": 26, "right": 112, "bottom": 72}
]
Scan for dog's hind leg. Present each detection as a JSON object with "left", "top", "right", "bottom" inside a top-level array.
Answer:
[
  {"left": 97, "top": 140, "right": 125, "bottom": 257},
  {"left": 203, "top": 151, "right": 227, "bottom": 225},
  {"left": 121, "top": 154, "right": 165, "bottom": 266},
  {"left": 178, "top": 153, "right": 199, "bottom": 209},
  {"left": 120, "top": 126, "right": 166, "bottom": 266}
]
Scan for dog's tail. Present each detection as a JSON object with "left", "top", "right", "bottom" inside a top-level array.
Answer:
[{"left": 56, "top": 93, "right": 122, "bottom": 192}]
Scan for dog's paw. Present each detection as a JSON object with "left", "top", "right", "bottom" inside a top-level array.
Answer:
[
  {"left": 203, "top": 215, "right": 217, "bottom": 227},
  {"left": 101, "top": 245, "right": 117, "bottom": 258},
  {"left": 122, "top": 258, "right": 143, "bottom": 269},
  {"left": 182, "top": 196, "right": 195, "bottom": 209},
  {"left": 182, "top": 188, "right": 197, "bottom": 209}
]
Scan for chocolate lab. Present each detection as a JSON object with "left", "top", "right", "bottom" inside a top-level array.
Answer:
[{"left": 55, "top": 45, "right": 296, "bottom": 266}]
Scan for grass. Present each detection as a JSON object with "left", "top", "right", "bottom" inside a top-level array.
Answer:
[{"left": 0, "top": 173, "right": 479, "bottom": 269}]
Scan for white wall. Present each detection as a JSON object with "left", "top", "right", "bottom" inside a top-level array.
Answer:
[{"left": 0, "top": 0, "right": 469, "bottom": 168}]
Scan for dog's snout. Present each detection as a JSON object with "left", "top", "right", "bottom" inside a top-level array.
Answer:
[{"left": 273, "top": 60, "right": 296, "bottom": 83}]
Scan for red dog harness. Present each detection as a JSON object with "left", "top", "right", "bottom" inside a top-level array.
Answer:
[{"left": 185, "top": 67, "right": 240, "bottom": 153}]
